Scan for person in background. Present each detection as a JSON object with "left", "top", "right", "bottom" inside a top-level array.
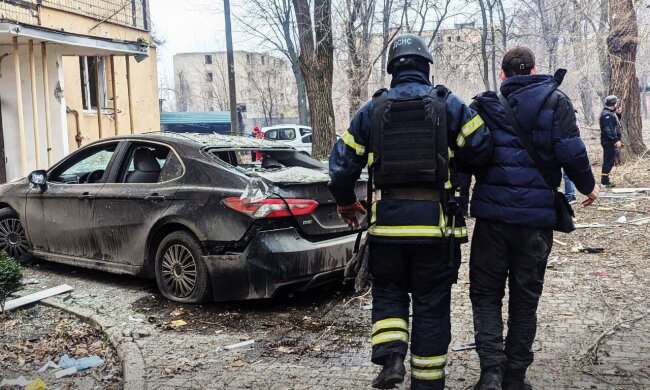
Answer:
[
  {"left": 252, "top": 125, "right": 263, "bottom": 162},
  {"left": 563, "top": 171, "right": 576, "bottom": 204},
  {"left": 599, "top": 96, "right": 624, "bottom": 187}
]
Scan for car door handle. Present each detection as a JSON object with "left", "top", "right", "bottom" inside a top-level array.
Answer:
[
  {"left": 78, "top": 192, "right": 94, "bottom": 200},
  {"left": 144, "top": 194, "right": 167, "bottom": 203}
]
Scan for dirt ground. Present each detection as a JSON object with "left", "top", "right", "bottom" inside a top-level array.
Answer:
[{"left": 0, "top": 305, "right": 123, "bottom": 389}]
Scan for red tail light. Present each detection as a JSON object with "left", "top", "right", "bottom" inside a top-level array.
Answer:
[{"left": 223, "top": 197, "right": 319, "bottom": 219}]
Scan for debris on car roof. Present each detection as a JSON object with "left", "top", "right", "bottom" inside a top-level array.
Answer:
[
  {"left": 249, "top": 166, "right": 330, "bottom": 185},
  {"left": 163, "top": 132, "right": 291, "bottom": 149}
]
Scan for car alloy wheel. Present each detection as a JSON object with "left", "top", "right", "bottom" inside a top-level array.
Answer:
[
  {"left": 0, "top": 218, "right": 29, "bottom": 260},
  {"left": 161, "top": 244, "right": 197, "bottom": 298}
]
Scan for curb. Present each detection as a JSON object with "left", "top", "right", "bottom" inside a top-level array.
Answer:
[{"left": 40, "top": 298, "right": 147, "bottom": 390}]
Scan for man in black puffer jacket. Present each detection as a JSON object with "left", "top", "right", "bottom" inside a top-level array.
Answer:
[{"left": 469, "top": 47, "right": 599, "bottom": 390}]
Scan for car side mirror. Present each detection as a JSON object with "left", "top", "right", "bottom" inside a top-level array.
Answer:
[{"left": 28, "top": 170, "right": 48, "bottom": 191}]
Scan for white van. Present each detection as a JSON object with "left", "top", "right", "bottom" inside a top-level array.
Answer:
[{"left": 262, "top": 125, "right": 313, "bottom": 156}]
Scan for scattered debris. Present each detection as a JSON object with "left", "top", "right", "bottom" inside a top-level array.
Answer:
[
  {"left": 21, "top": 278, "right": 40, "bottom": 285},
  {"left": 276, "top": 346, "right": 295, "bottom": 354},
  {"left": 128, "top": 315, "right": 145, "bottom": 323},
  {"left": 559, "top": 312, "right": 575, "bottom": 316},
  {"left": 593, "top": 271, "right": 609, "bottom": 277},
  {"left": 170, "top": 307, "right": 186, "bottom": 317},
  {"left": 451, "top": 342, "right": 476, "bottom": 352},
  {"left": 574, "top": 223, "right": 609, "bottom": 229},
  {"left": 579, "top": 247, "right": 605, "bottom": 254},
  {"left": 610, "top": 187, "right": 650, "bottom": 194},
  {"left": 362, "top": 303, "right": 373, "bottom": 310},
  {"left": 170, "top": 319, "right": 187, "bottom": 328},
  {"left": 24, "top": 378, "right": 46, "bottom": 390},
  {"left": 0, "top": 375, "right": 31, "bottom": 386},
  {"left": 552, "top": 238, "right": 567, "bottom": 246},
  {"left": 547, "top": 256, "right": 560, "bottom": 269},
  {"left": 231, "top": 360, "right": 246, "bottom": 368},
  {"left": 59, "top": 353, "right": 104, "bottom": 371},
  {"left": 37, "top": 360, "right": 59, "bottom": 372},
  {"left": 223, "top": 339, "right": 255, "bottom": 350},
  {"left": 597, "top": 206, "right": 613, "bottom": 211},
  {"left": 1, "top": 284, "right": 73, "bottom": 312},
  {"left": 54, "top": 366, "right": 77, "bottom": 378},
  {"left": 628, "top": 216, "right": 650, "bottom": 225},
  {"left": 616, "top": 215, "right": 627, "bottom": 224}
]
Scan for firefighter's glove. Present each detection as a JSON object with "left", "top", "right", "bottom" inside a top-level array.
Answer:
[{"left": 338, "top": 201, "right": 366, "bottom": 229}]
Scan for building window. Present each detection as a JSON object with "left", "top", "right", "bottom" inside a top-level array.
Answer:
[
  {"left": 207, "top": 72, "right": 213, "bottom": 82},
  {"left": 456, "top": 36, "right": 461, "bottom": 42},
  {"left": 247, "top": 54, "right": 252, "bottom": 65},
  {"left": 205, "top": 54, "right": 213, "bottom": 64},
  {"left": 261, "top": 55, "right": 266, "bottom": 65},
  {"left": 209, "top": 107, "right": 215, "bottom": 111},
  {"left": 79, "top": 56, "right": 107, "bottom": 111},
  {"left": 447, "top": 36, "right": 452, "bottom": 42}
]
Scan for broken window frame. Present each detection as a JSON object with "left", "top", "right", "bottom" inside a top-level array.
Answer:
[{"left": 79, "top": 56, "right": 108, "bottom": 112}]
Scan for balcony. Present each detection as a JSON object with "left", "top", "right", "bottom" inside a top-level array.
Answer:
[{"left": 0, "top": 0, "right": 150, "bottom": 31}]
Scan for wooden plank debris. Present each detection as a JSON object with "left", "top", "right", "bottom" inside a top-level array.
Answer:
[
  {"left": 610, "top": 188, "right": 650, "bottom": 194},
  {"left": 1, "top": 284, "right": 73, "bottom": 312}
]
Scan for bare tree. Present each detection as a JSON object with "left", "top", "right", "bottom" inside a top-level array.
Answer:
[
  {"left": 477, "top": 0, "right": 491, "bottom": 90},
  {"left": 293, "top": 0, "right": 336, "bottom": 159},
  {"left": 344, "top": 0, "right": 377, "bottom": 116},
  {"left": 237, "top": 0, "right": 310, "bottom": 125},
  {"left": 607, "top": 0, "right": 646, "bottom": 157}
]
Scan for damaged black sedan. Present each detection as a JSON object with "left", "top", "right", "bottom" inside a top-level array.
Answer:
[{"left": 0, "top": 133, "right": 366, "bottom": 303}]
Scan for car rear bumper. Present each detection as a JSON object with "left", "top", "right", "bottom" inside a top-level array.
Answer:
[{"left": 203, "top": 227, "right": 357, "bottom": 301}]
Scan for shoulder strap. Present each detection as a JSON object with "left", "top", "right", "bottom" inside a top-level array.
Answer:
[{"left": 498, "top": 94, "right": 555, "bottom": 190}]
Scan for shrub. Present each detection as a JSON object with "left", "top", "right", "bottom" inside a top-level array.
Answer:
[{"left": 0, "top": 252, "right": 23, "bottom": 313}]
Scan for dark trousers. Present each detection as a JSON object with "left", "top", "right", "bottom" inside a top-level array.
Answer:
[
  {"left": 602, "top": 142, "right": 616, "bottom": 178},
  {"left": 469, "top": 219, "right": 552, "bottom": 377},
  {"left": 370, "top": 242, "right": 460, "bottom": 390}
]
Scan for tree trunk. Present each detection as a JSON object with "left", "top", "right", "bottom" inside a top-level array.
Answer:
[
  {"left": 379, "top": 0, "right": 392, "bottom": 87},
  {"left": 598, "top": 0, "right": 611, "bottom": 96},
  {"left": 607, "top": 0, "right": 646, "bottom": 157},
  {"left": 477, "top": 0, "right": 491, "bottom": 90},
  {"left": 293, "top": 0, "right": 336, "bottom": 159},
  {"left": 488, "top": 1, "right": 497, "bottom": 91}
]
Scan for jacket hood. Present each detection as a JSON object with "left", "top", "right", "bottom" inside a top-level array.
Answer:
[{"left": 499, "top": 69, "right": 567, "bottom": 130}]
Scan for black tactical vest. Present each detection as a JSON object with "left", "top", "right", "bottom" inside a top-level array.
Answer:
[{"left": 370, "top": 85, "right": 450, "bottom": 189}]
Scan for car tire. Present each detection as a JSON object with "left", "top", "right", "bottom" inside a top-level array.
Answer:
[
  {"left": 154, "top": 231, "right": 211, "bottom": 303},
  {"left": 0, "top": 208, "right": 32, "bottom": 263}
]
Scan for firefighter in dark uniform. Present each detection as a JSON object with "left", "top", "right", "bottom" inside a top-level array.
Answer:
[
  {"left": 600, "top": 95, "right": 623, "bottom": 187},
  {"left": 329, "top": 34, "right": 493, "bottom": 390}
]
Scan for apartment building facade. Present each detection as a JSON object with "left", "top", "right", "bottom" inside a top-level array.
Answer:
[
  {"left": 174, "top": 50, "right": 297, "bottom": 129},
  {"left": 0, "top": 0, "right": 159, "bottom": 182}
]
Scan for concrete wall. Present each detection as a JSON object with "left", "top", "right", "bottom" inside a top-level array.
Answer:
[{"left": 0, "top": 43, "right": 69, "bottom": 179}]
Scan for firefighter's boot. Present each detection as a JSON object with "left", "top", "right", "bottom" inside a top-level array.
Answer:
[
  {"left": 372, "top": 353, "right": 406, "bottom": 389},
  {"left": 473, "top": 366, "right": 504, "bottom": 390}
]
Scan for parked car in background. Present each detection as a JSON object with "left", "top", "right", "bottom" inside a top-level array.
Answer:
[
  {"left": 262, "top": 125, "right": 313, "bottom": 156},
  {"left": 0, "top": 133, "right": 367, "bottom": 303}
]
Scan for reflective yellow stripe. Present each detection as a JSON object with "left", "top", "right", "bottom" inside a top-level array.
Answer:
[
  {"left": 368, "top": 152, "right": 375, "bottom": 166},
  {"left": 448, "top": 147, "right": 455, "bottom": 158},
  {"left": 371, "top": 202, "right": 377, "bottom": 224},
  {"left": 601, "top": 173, "right": 609, "bottom": 176},
  {"left": 456, "top": 115, "right": 484, "bottom": 148},
  {"left": 371, "top": 318, "right": 408, "bottom": 334},
  {"left": 447, "top": 226, "right": 468, "bottom": 237},
  {"left": 369, "top": 225, "right": 445, "bottom": 237},
  {"left": 341, "top": 130, "right": 365, "bottom": 156},
  {"left": 371, "top": 331, "right": 409, "bottom": 346},
  {"left": 411, "top": 354, "right": 447, "bottom": 367},
  {"left": 411, "top": 368, "right": 445, "bottom": 381}
]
